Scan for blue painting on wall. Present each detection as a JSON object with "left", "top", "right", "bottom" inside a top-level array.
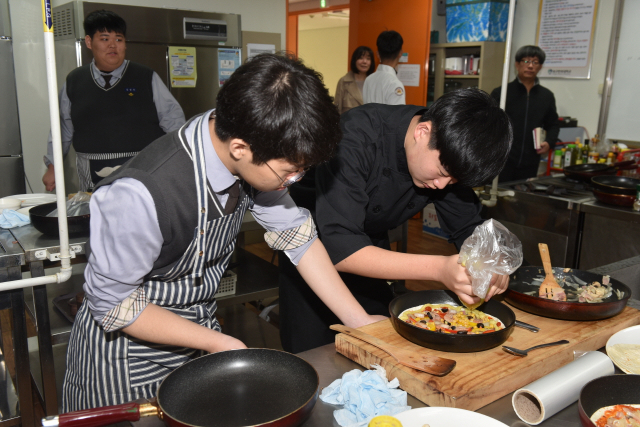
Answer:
[{"left": 446, "top": 0, "right": 510, "bottom": 43}]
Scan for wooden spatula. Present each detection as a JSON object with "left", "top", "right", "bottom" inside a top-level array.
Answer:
[
  {"left": 330, "top": 324, "right": 456, "bottom": 376},
  {"left": 538, "top": 243, "right": 567, "bottom": 301}
]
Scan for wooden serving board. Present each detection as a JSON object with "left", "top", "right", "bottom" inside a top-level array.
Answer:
[{"left": 334, "top": 305, "right": 640, "bottom": 411}]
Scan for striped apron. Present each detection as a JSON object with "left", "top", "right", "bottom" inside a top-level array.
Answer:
[{"left": 62, "top": 113, "right": 249, "bottom": 411}]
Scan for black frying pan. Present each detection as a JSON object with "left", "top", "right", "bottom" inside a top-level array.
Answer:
[
  {"left": 505, "top": 266, "right": 631, "bottom": 321},
  {"left": 578, "top": 374, "right": 640, "bottom": 427},
  {"left": 46, "top": 349, "right": 319, "bottom": 427},
  {"left": 590, "top": 175, "right": 640, "bottom": 196},
  {"left": 563, "top": 164, "right": 617, "bottom": 182},
  {"left": 389, "top": 290, "right": 516, "bottom": 353},
  {"left": 29, "top": 201, "right": 90, "bottom": 237}
]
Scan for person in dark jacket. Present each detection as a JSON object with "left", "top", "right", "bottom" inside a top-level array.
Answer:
[
  {"left": 491, "top": 45, "right": 559, "bottom": 182},
  {"left": 279, "top": 88, "right": 514, "bottom": 353}
]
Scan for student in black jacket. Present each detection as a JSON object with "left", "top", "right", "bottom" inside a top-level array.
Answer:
[
  {"left": 279, "top": 89, "right": 514, "bottom": 353},
  {"left": 491, "top": 45, "right": 560, "bottom": 182}
]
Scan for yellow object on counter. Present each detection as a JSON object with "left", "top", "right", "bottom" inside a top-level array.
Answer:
[{"left": 368, "top": 415, "right": 404, "bottom": 427}]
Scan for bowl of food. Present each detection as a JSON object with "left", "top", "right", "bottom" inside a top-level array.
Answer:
[
  {"left": 505, "top": 266, "right": 631, "bottom": 321},
  {"left": 578, "top": 374, "right": 640, "bottom": 427},
  {"left": 389, "top": 290, "right": 516, "bottom": 353}
]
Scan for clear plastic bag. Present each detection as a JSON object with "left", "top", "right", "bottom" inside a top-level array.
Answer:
[
  {"left": 457, "top": 219, "right": 523, "bottom": 299},
  {"left": 46, "top": 192, "right": 92, "bottom": 217}
]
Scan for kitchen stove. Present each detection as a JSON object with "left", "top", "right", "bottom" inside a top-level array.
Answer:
[{"left": 481, "top": 175, "right": 596, "bottom": 269}]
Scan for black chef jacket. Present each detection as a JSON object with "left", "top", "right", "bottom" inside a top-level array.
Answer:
[
  {"left": 278, "top": 103, "right": 485, "bottom": 353},
  {"left": 491, "top": 78, "right": 560, "bottom": 182}
]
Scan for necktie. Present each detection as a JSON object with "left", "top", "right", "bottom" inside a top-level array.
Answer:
[
  {"left": 102, "top": 74, "right": 112, "bottom": 89},
  {"left": 224, "top": 182, "right": 240, "bottom": 215}
]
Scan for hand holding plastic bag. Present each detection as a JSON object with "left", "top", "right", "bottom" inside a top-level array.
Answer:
[{"left": 457, "top": 219, "right": 523, "bottom": 299}]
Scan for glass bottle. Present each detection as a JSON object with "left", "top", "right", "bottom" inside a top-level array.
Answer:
[
  {"left": 575, "top": 144, "right": 583, "bottom": 165},
  {"left": 582, "top": 140, "right": 590, "bottom": 164},
  {"left": 553, "top": 149, "right": 563, "bottom": 168},
  {"left": 564, "top": 144, "right": 576, "bottom": 167}
]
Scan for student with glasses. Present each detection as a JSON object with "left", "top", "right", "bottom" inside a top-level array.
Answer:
[
  {"left": 61, "top": 53, "right": 386, "bottom": 411},
  {"left": 491, "top": 45, "right": 560, "bottom": 182}
]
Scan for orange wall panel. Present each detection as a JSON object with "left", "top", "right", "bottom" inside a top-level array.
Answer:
[{"left": 349, "top": 0, "right": 432, "bottom": 106}]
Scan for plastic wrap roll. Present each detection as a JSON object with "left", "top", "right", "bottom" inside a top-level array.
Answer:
[{"left": 512, "top": 351, "right": 614, "bottom": 425}]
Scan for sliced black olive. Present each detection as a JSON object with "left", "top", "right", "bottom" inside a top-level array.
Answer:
[
  {"left": 441, "top": 308, "right": 449, "bottom": 313},
  {"left": 426, "top": 312, "right": 433, "bottom": 319},
  {"left": 450, "top": 325, "right": 456, "bottom": 330},
  {"left": 467, "top": 316, "right": 473, "bottom": 320},
  {"left": 457, "top": 330, "right": 468, "bottom": 334},
  {"left": 419, "top": 320, "right": 427, "bottom": 324},
  {"left": 477, "top": 323, "right": 484, "bottom": 328}
]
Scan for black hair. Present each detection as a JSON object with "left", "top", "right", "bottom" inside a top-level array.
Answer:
[
  {"left": 84, "top": 10, "right": 126, "bottom": 37},
  {"left": 350, "top": 46, "right": 375, "bottom": 75},
  {"left": 215, "top": 53, "right": 341, "bottom": 167},
  {"left": 420, "top": 88, "right": 513, "bottom": 187},
  {"left": 515, "top": 45, "right": 546, "bottom": 65},
  {"left": 376, "top": 31, "right": 403, "bottom": 61}
]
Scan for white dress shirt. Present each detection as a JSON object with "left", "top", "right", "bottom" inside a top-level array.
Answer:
[{"left": 363, "top": 64, "right": 406, "bottom": 105}]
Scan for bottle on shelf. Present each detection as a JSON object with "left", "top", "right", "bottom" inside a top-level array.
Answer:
[
  {"left": 606, "top": 152, "right": 615, "bottom": 165},
  {"left": 553, "top": 149, "right": 563, "bottom": 168},
  {"left": 564, "top": 144, "right": 576, "bottom": 167},
  {"left": 575, "top": 144, "right": 583, "bottom": 165},
  {"left": 582, "top": 140, "right": 590, "bottom": 164}
]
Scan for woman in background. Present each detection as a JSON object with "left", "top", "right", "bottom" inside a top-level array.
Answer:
[{"left": 334, "top": 46, "right": 375, "bottom": 114}]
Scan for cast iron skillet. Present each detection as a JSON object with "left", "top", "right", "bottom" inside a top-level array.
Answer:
[
  {"left": 505, "top": 266, "right": 631, "bottom": 321},
  {"left": 389, "top": 290, "right": 516, "bottom": 353},
  {"left": 590, "top": 175, "right": 640, "bottom": 195},
  {"left": 578, "top": 374, "right": 640, "bottom": 427},
  {"left": 45, "top": 349, "right": 319, "bottom": 427},
  {"left": 29, "top": 201, "right": 90, "bottom": 237}
]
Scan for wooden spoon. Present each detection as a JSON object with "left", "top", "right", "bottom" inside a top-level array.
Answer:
[
  {"left": 330, "top": 324, "right": 456, "bottom": 376},
  {"left": 538, "top": 243, "right": 567, "bottom": 301}
]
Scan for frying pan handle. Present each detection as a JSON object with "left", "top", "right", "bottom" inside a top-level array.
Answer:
[
  {"left": 42, "top": 402, "right": 157, "bottom": 427},
  {"left": 538, "top": 243, "right": 553, "bottom": 275}
]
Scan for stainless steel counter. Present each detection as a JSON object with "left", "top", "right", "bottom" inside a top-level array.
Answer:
[{"left": 578, "top": 200, "right": 640, "bottom": 270}]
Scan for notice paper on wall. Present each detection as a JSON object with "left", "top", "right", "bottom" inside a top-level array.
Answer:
[
  {"left": 218, "top": 48, "right": 241, "bottom": 87},
  {"left": 397, "top": 64, "right": 420, "bottom": 87},
  {"left": 169, "top": 46, "right": 197, "bottom": 88},
  {"left": 247, "top": 43, "right": 276, "bottom": 59}
]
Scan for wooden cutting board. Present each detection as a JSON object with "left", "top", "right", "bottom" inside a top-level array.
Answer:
[{"left": 334, "top": 305, "right": 640, "bottom": 411}]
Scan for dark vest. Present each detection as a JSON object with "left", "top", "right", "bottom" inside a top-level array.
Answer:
[
  {"left": 67, "top": 62, "right": 166, "bottom": 154},
  {"left": 96, "top": 128, "right": 222, "bottom": 277}
]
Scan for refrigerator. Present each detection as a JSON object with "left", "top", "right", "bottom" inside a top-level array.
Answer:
[
  {"left": 0, "top": 0, "right": 26, "bottom": 198},
  {"left": 52, "top": 2, "right": 242, "bottom": 120}
]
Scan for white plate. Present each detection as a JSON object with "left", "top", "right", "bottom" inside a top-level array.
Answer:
[
  {"left": 606, "top": 325, "right": 640, "bottom": 374},
  {"left": 2, "top": 194, "right": 56, "bottom": 207},
  {"left": 16, "top": 207, "right": 34, "bottom": 215},
  {"left": 394, "top": 407, "right": 508, "bottom": 427}
]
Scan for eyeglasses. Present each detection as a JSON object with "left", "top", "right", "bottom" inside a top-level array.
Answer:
[
  {"left": 265, "top": 162, "right": 308, "bottom": 188},
  {"left": 520, "top": 59, "right": 541, "bottom": 66}
]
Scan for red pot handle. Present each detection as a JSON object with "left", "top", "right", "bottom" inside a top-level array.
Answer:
[{"left": 42, "top": 401, "right": 158, "bottom": 427}]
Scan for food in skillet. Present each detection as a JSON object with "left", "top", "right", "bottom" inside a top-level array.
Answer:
[
  {"left": 398, "top": 303, "right": 504, "bottom": 334},
  {"left": 521, "top": 272, "right": 625, "bottom": 303},
  {"left": 590, "top": 404, "right": 640, "bottom": 427}
]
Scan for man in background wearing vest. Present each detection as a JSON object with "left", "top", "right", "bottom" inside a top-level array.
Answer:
[
  {"left": 363, "top": 30, "right": 405, "bottom": 105},
  {"left": 42, "top": 9, "right": 185, "bottom": 192}
]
